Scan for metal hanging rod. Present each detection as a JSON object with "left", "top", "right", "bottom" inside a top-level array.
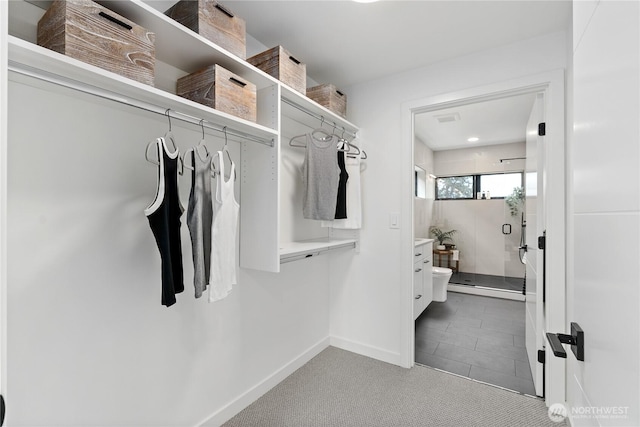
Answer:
[
  {"left": 8, "top": 60, "right": 275, "bottom": 147},
  {"left": 499, "top": 157, "right": 526, "bottom": 163},
  {"left": 281, "top": 96, "right": 357, "bottom": 140}
]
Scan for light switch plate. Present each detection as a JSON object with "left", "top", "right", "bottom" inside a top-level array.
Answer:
[{"left": 389, "top": 212, "right": 400, "bottom": 229}]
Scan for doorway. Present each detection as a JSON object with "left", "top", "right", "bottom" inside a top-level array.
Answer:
[
  {"left": 402, "top": 70, "right": 566, "bottom": 406},
  {"left": 413, "top": 92, "right": 536, "bottom": 394}
]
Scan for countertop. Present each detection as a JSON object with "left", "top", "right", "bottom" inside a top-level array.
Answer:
[{"left": 414, "top": 238, "right": 434, "bottom": 247}]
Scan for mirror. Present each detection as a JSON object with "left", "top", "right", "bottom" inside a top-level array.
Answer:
[{"left": 415, "top": 166, "right": 426, "bottom": 199}]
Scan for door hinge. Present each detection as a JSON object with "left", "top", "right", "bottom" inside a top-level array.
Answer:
[
  {"left": 537, "top": 349, "right": 545, "bottom": 364},
  {"left": 538, "top": 122, "right": 546, "bottom": 136},
  {"left": 538, "top": 235, "right": 545, "bottom": 250}
]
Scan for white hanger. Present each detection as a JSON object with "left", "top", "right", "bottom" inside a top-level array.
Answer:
[
  {"left": 211, "top": 127, "right": 236, "bottom": 180},
  {"left": 144, "top": 108, "right": 182, "bottom": 167},
  {"left": 182, "top": 119, "right": 210, "bottom": 172}
]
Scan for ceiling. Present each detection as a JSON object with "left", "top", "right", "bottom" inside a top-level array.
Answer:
[
  {"left": 414, "top": 92, "right": 537, "bottom": 151},
  {"left": 198, "top": 0, "right": 570, "bottom": 89},
  {"left": 144, "top": 0, "right": 570, "bottom": 151}
]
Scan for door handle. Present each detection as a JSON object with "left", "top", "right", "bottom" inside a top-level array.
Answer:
[{"left": 546, "top": 322, "right": 584, "bottom": 361}]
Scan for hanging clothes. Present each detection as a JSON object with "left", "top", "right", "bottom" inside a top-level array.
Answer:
[
  {"left": 302, "top": 133, "right": 340, "bottom": 221},
  {"left": 334, "top": 150, "right": 349, "bottom": 219},
  {"left": 145, "top": 137, "right": 185, "bottom": 307},
  {"left": 322, "top": 154, "right": 363, "bottom": 229},
  {"left": 209, "top": 151, "right": 240, "bottom": 302},
  {"left": 186, "top": 148, "right": 213, "bottom": 299}
]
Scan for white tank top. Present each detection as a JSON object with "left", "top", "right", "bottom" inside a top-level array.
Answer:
[{"left": 209, "top": 150, "right": 240, "bottom": 302}]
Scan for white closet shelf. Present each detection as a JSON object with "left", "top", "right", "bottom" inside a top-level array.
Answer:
[
  {"left": 27, "top": 0, "right": 279, "bottom": 91},
  {"left": 279, "top": 238, "right": 357, "bottom": 264},
  {"left": 281, "top": 85, "right": 359, "bottom": 138},
  {"left": 8, "top": 36, "right": 278, "bottom": 144}
]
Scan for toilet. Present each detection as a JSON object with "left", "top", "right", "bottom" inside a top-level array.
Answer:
[{"left": 432, "top": 267, "right": 453, "bottom": 302}]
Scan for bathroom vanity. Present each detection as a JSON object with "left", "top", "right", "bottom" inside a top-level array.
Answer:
[{"left": 413, "top": 239, "right": 434, "bottom": 319}]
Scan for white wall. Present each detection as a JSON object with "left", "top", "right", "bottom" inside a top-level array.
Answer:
[
  {"left": 567, "top": 1, "right": 639, "bottom": 425},
  {"left": 414, "top": 138, "right": 434, "bottom": 238},
  {"left": 434, "top": 142, "right": 525, "bottom": 176},
  {"left": 331, "top": 32, "right": 567, "bottom": 365},
  {"left": 432, "top": 143, "right": 525, "bottom": 278},
  {"left": 6, "top": 80, "right": 331, "bottom": 426}
]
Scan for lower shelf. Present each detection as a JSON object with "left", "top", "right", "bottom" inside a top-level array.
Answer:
[{"left": 279, "top": 238, "right": 357, "bottom": 264}]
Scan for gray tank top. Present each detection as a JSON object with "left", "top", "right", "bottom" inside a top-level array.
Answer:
[
  {"left": 302, "top": 133, "right": 340, "bottom": 220},
  {"left": 187, "top": 148, "right": 213, "bottom": 298}
]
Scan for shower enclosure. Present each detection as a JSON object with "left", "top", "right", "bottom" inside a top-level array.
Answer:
[{"left": 432, "top": 166, "right": 526, "bottom": 293}]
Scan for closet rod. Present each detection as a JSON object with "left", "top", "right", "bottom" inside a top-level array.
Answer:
[
  {"left": 8, "top": 61, "right": 275, "bottom": 147},
  {"left": 282, "top": 97, "right": 357, "bottom": 140}
]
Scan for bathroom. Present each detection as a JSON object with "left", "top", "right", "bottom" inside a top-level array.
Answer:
[{"left": 413, "top": 93, "right": 537, "bottom": 394}]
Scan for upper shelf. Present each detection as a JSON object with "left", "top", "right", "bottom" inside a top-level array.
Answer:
[
  {"left": 281, "top": 86, "right": 359, "bottom": 139},
  {"left": 14, "top": 0, "right": 359, "bottom": 140},
  {"left": 8, "top": 36, "right": 278, "bottom": 144}
]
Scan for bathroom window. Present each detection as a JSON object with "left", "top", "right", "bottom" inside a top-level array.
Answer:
[
  {"left": 436, "top": 175, "right": 474, "bottom": 199},
  {"left": 478, "top": 173, "right": 523, "bottom": 198},
  {"left": 435, "top": 172, "right": 523, "bottom": 200}
]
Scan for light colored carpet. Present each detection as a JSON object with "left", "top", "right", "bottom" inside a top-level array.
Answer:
[{"left": 224, "top": 346, "right": 565, "bottom": 427}]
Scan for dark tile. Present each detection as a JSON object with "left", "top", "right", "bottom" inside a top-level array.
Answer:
[
  {"left": 475, "top": 339, "right": 529, "bottom": 362},
  {"left": 435, "top": 342, "right": 516, "bottom": 375},
  {"left": 415, "top": 337, "right": 439, "bottom": 355},
  {"left": 454, "top": 303, "right": 487, "bottom": 316},
  {"left": 481, "top": 298, "right": 525, "bottom": 311},
  {"left": 479, "top": 311, "right": 526, "bottom": 326},
  {"left": 487, "top": 306, "right": 526, "bottom": 321},
  {"left": 481, "top": 318, "right": 526, "bottom": 337},
  {"left": 423, "top": 303, "right": 458, "bottom": 320},
  {"left": 469, "top": 365, "right": 536, "bottom": 395},
  {"left": 416, "top": 352, "right": 472, "bottom": 377},
  {"left": 514, "top": 334, "right": 526, "bottom": 348},
  {"left": 420, "top": 327, "right": 477, "bottom": 350},
  {"left": 419, "top": 317, "right": 450, "bottom": 331},
  {"left": 449, "top": 315, "right": 482, "bottom": 328},
  {"left": 516, "top": 359, "right": 533, "bottom": 380},
  {"left": 446, "top": 324, "right": 514, "bottom": 347}
]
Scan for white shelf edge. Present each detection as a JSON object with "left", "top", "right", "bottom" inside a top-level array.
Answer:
[
  {"left": 8, "top": 36, "right": 278, "bottom": 143},
  {"left": 97, "top": 0, "right": 280, "bottom": 91},
  {"left": 279, "top": 238, "right": 357, "bottom": 264},
  {"left": 280, "top": 85, "right": 359, "bottom": 137}
]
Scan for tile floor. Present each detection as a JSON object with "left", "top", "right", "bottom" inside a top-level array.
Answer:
[
  {"left": 449, "top": 272, "right": 524, "bottom": 292},
  {"left": 415, "top": 291, "right": 536, "bottom": 395}
]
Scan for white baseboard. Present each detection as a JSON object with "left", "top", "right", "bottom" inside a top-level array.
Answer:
[
  {"left": 330, "top": 335, "right": 401, "bottom": 366},
  {"left": 197, "top": 337, "right": 330, "bottom": 427},
  {"left": 448, "top": 284, "right": 525, "bottom": 301}
]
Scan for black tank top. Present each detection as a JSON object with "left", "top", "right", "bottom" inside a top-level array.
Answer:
[
  {"left": 146, "top": 138, "right": 184, "bottom": 307},
  {"left": 335, "top": 150, "right": 349, "bottom": 219}
]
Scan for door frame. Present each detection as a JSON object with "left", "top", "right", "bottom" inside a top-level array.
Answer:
[
  {"left": 1, "top": 0, "right": 8, "bottom": 409},
  {"left": 400, "top": 69, "right": 566, "bottom": 405}
]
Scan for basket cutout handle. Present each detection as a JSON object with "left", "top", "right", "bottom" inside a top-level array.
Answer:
[
  {"left": 215, "top": 3, "right": 235, "bottom": 17},
  {"left": 98, "top": 11, "right": 132, "bottom": 30},
  {"left": 229, "top": 77, "right": 247, "bottom": 88}
]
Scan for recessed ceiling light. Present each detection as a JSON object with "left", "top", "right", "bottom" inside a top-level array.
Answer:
[{"left": 467, "top": 137, "right": 479, "bottom": 142}]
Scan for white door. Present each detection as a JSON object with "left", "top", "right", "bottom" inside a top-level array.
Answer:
[
  {"left": 0, "top": 0, "right": 7, "bottom": 423},
  {"left": 524, "top": 93, "right": 544, "bottom": 397},
  {"left": 566, "top": 1, "right": 640, "bottom": 426},
  {"left": 0, "top": 0, "right": 8, "bottom": 423}
]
